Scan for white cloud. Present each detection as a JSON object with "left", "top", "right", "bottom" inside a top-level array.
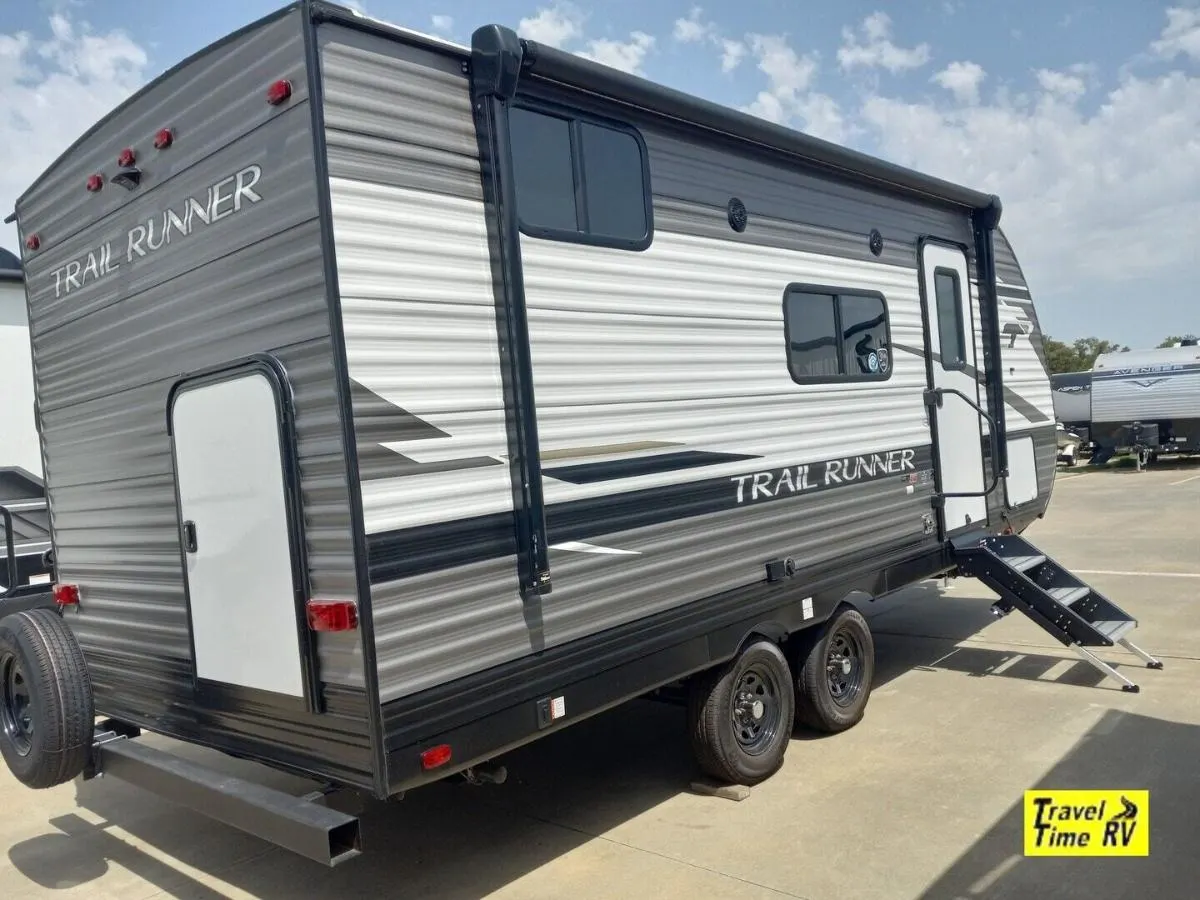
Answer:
[
  {"left": 837, "top": 12, "right": 931, "bottom": 73},
  {"left": 740, "top": 34, "right": 850, "bottom": 143},
  {"left": 1, "top": 14, "right": 149, "bottom": 250},
  {"left": 673, "top": 7, "right": 715, "bottom": 44},
  {"left": 343, "top": 0, "right": 367, "bottom": 13},
  {"left": 517, "top": 2, "right": 585, "bottom": 48},
  {"left": 518, "top": 3, "right": 658, "bottom": 74},
  {"left": 1151, "top": 6, "right": 1200, "bottom": 60},
  {"left": 430, "top": 15, "right": 454, "bottom": 34},
  {"left": 720, "top": 39, "right": 746, "bottom": 73},
  {"left": 932, "top": 61, "right": 986, "bottom": 104},
  {"left": 1035, "top": 67, "right": 1087, "bottom": 101},
  {"left": 579, "top": 31, "right": 655, "bottom": 74}
]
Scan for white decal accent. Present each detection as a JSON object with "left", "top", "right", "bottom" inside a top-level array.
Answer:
[
  {"left": 49, "top": 164, "right": 263, "bottom": 299},
  {"left": 549, "top": 541, "right": 642, "bottom": 556}
]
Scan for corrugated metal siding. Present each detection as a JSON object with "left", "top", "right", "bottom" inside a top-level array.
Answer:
[
  {"left": 318, "top": 27, "right": 524, "bottom": 703},
  {"left": 1091, "top": 371, "right": 1200, "bottom": 422},
  {"left": 16, "top": 12, "right": 373, "bottom": 786}
]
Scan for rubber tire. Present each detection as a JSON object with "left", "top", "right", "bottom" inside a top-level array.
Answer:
[
  {"left": 688, "top": 639, "right": 795, "bottom": 786},
  {"left": 793, "top": 606, "right": 875, "bottom": 734},
  {"left": 0, "top": 609, "right": 94, "bottom": 789}
]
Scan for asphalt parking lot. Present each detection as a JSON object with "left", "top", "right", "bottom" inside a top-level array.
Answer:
[{"left": 3, "top": 458, "right": 1198, "bottom": 900}]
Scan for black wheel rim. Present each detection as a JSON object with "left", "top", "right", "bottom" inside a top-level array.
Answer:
[
  {"left": 730, "top": 662, "right": 783, "bottom": 755},
  {"left": 0, "top": 652, "right": 34, "bottom": 757},
  {"left": 826, "top": 627, "right": 865, "bottom": 708}
]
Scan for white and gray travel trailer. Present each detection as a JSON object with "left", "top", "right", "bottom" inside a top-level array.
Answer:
[
  {"left": 1050, "top": 371, "right": 1091, "bottom": 433},
  {"left": 0, "top": 1, "right": 1164, "bottom": 866},
  {"left": 1090, "top": 343, "right": 1200, "bottom": 460}
]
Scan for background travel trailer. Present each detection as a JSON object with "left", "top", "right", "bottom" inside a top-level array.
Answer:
[
  {"left": 0, "top": 248, "right": 52, "bottom": 596},
  {"left": 0, "top": 0, "right": 1163, "bottom": 866},
  {"left": 1089, "top": 344, "right": 1200, "bottom": 458}
]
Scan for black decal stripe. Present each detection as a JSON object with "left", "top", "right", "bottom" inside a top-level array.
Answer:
[
  {"left": 892, "top": 342, "right": 1050, "bottom": 424},
  {"left": 542, "top": 449, "right": 762, "bottom": 485},
  {"left": 367, "top": 445, "right": 933, "bottom": 583}
]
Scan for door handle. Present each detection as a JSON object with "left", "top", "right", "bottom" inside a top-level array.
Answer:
[{"left": 182, "top": 520, "right": 198, "bottom": 553}]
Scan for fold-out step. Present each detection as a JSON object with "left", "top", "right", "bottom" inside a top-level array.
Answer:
[{"left": 950, "top": 533, "right": 1163, "bottom": 692}]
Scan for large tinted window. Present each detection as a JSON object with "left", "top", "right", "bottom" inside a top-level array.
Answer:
[
  {"left": 934, "top": 269, "right": 966, "bottom": 369},
  {"left": 509, "top": 105, "right": 651, "bottom": 250},
  {"left": 509, "top": 108, "right": 577, "bottom": 233},
  {"left": 783, "top": 287, "right": 892, "bottom": 383}
]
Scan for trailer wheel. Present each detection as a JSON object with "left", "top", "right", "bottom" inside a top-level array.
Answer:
[
  {"left": 793, "top": 606, "right": 874, "bottom": 734},
  {"left": 0, "top": 609, "right": 94, "bottom": 789},
  {"left": 687, "top": 639, "right": 794, "bottom": 785}
]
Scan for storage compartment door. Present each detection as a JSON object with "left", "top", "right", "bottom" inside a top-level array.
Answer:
[
  {"left": 1004, "top": 434, "right": 1039, "bottom": 507},
  {"left": 171, "top": 370, "right": 306, "bottom": 699}
]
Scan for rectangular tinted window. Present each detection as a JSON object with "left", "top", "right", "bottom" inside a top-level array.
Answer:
[
  {"left": 838, "top": 294, "right": 889, "bottom": 375},
  {"left": 509, "top": 107, "right": 578, "bottom": 233},
  {"left": 579, "top": 122, "right": 648, "bottom": 241},
  {"left": 785, "top": 292, "right": 840, "bottom": 379},
  {"left": 509, "top": 104, "right": 651, "bottom": 249},
  {"left": 934, "top": 270, "right": 966, "bottom": 368}
]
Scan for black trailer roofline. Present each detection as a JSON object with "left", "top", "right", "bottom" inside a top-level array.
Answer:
[{"left": 509, "top": 33, "right": 999, "bottom": 214}]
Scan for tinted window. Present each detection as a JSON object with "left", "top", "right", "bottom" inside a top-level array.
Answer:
[
  {"left": 579, "top": 123, "right": 648, "bottom": 240},
  {"left": 785, "top": 292, "right": 840, "bottom": 379},
  {"left": 934, "top": 270, "right": 966, "bottom": 368},
  {"left": 509, "top": 105, "right": 651, "bottom": 249},
  {"left": 509, "top": 107, "right": 578, "bottom": 233},
  {"left": 839, "top": 294, "right": 889, "bottom": 375},
  {"left": 783, "top": 287, "right": 892, "bottom": 383}
]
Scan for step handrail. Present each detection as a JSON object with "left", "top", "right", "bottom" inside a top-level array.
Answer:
[{"left": 923, "top": 386, "right": 1003, "bottom": 499}]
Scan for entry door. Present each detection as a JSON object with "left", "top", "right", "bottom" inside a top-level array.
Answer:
[
  {"left": 920, "top": 241, "right": 988, "bottom": 534},
  {"left": 170, "top": 368, "right": 307, "bottom": 699}
]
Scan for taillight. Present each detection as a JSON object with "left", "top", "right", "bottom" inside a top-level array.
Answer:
[
  {"left": 25, "top": 234, "right": 40, "bottom": 251},
  {"left": 86, "top": 174, "right": 104, "bottom": 192},
  {"left": 306, "top": 599, "right": 358, "bottom": 632},
  {"left": 266, "top": 79, "right": 293, "bottom": 106},
  {"left": 420, "top": 744, "right": 452, "bottom": 770},
  {"left": 53, "top": 583, "right": 80, "bottom": 607},
  {"left": 118, "top": 148, "right": 136, "bottom": 167},
  {"left": 154, "top": 128, "right": 174, "bottom": 150}
]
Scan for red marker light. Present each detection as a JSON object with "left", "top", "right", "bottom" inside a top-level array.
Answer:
[
  {"left": 25, "top": 234, "right": 40, "bottom": 251},
  {"left": 306, "top": 599, "right": 358, "bottom": 632},
  {"left": 86, "top": 174, "right": 104, "bottom": 192},
  {"left": 53, "top": 583, "right": 80, "bottom": 607},
  {"left": 266, "top": 79, "right": 293, "bottom": 106},
  {"left": 118, "top": 148, "right": 136, "bottom": 167},
  {"left": 154, "top": 128, "right": 174, "bottom": 150},
  {"left": 420, "top": 744, "right": 452, "bottom": 770}
]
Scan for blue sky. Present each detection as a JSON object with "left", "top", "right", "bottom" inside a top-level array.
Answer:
[{"left": 3, "top": 1, "right": 1199, "bottom": 347}]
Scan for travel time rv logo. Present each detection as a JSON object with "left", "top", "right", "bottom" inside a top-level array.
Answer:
[{"left": 1023, "top": 790, "right": 1149, "bottom": 856}]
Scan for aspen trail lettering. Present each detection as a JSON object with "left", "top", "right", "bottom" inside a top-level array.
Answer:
[{"left": 49, "top": 164, "right": 264, "bottom": 299}]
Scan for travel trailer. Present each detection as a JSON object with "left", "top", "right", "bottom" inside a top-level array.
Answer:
[
  {"left": 0, "top": 1, "right": 1164, "bottom": 866},
  {"left": 0, "top": 248, "right": 52, "bottom": 602},
  {"left": 1089, "top": 343, "right": 1200, "bottom": 462}
]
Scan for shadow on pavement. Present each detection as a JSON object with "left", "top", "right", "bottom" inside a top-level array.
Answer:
[
  {"left": 5, "top": 579, "right": 1147, "bottom": 898},
  {"left": 917, "top": 709, "right": 1199, "bottom": 900}
]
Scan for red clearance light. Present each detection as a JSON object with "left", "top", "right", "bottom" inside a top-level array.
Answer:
[
  {"left": 154, "top": 128, "right": 174, "bottom": 150},
  {"left": 420, "top": 744, "right": 452, "bottom": 770},
  {"left": 266, "top": 79, "right": 293, "bottom": 106},
  {"left": 118, "top": 148, "right": 136, "bottom": 167},
  {"left": 25, "top": 234, "right": 40, "bottom": 251},
  {"left": 306, "top": 599, "right": 358, "bottom": 632},
  {"left": 86, "top": 174, "right": 104, "bottom": 193},
  {"left": 53, "top": 583, "right": 80, "bottom": 607}
]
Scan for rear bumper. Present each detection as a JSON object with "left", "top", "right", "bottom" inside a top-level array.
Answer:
[{"left": 85, "top": 722, "right": 363, "bottom": 867}]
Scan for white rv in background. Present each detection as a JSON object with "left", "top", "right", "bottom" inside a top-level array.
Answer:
[
  {"left": 0, "top": 247, "right": 41, "bottom": 477},
  {"left": 1090, "top": 342, "right": 1200, "bottom": 460}
]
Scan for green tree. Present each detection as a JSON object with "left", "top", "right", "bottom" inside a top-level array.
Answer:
[
  {"left": 1041, "top": 336, "right": 1130, "bottom": 373},
  {"left": 1157, "top": 335, "right": 1197, "bottom": 347}
]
